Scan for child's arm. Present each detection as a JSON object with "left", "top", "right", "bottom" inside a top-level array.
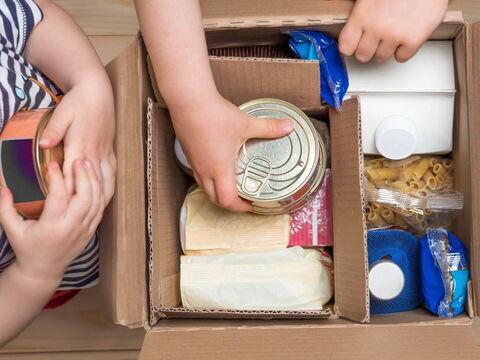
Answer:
[
  {"left": 24, "top": 0, "right": 115, "bottom": 204},
  {"left": 339, "top": 0, "right": 449, "bottom": 63},
  {"left": 136, "top": 0, "right": 293, "bottom": 212},
  {"left": 0, "top": 160, "right": 103, "bottom": 345}
]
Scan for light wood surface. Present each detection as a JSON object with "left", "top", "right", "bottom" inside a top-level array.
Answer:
[{"left": 0, "top": 287, "right": 145, "bottom": 354}]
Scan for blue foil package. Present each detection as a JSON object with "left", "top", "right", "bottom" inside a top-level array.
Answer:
[
  {"left": 287, "top": 30, "right": 349, "bottom": 110},
  {"left": 419, "top": 228, "right": 469, "bottom": 318}
]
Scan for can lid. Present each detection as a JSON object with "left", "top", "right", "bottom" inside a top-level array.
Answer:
[
  {"left": 237, "top": 99, "right": 323, "bottom": 202},
  {"left": 369, "top": 260, "right": 405, "bottom": 300}
]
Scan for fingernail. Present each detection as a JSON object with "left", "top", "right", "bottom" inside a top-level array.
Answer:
[
  {"left": 39, "top": 138, "right": 49, "bottom": 147},
  {"left": 83, "top": 160, "right": 92, "bottom": 169},
  {"left": 280, "top": 119, "right": 294, "bottom": 132}
]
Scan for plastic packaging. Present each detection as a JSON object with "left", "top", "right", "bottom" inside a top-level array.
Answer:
[
  {"left": 288, "top": 30, "right": 349, "bottom": 110},
  {"left": 364, "top": 156, "right": 463, "bottom": 233},
  {"left": 290, "top": 169, "right": 333, "bottom": 247},
  {"left": 367, "top": 229, "right": 421, "bottom": 314},
  {"left": 419, "top": 228, "right": 469, "bottom": 318},
  {"left": 180, "top": 247, "right": 333, "bottom": 311}
]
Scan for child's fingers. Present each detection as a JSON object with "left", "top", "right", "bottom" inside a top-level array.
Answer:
[
  {"left": 0, "top": 187, "right": 24, "bottom": 239},
  {"left": 374, "top": 40, "right": 399, "bottom": 63},
  {"left": 65, "top": 160, "right": 93, "bottom": 224},
  {"left": 395, "top": 41, "right": 422, "bottom": 63},
  {"left": 245, "top": 116, "right": 293, "bottom": 140},
  {"left": 214, "top": 169, "right": 251, "bottom": 212},
  {"left": 40, "top": 161, "right": 69, "bottom": 219},
  {"left": 100, "top": 156, "right": 115, "bottom": 205},
  {"left": 338, "top": 19, "right": 363, "bottom": 57},
  {"left": 82, "top": 160, "right": 103, "bottom": 227},
  {"left": 354, "top": 32, "right": 380, "bottom": 63},
  {"left": 39, "top": 105, "right": 73, "bottom": 149}
]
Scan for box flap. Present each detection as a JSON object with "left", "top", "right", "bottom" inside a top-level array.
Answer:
[
  {"left": 140, "top": 321, "right": 479, "bottom": 359},
  {"left": 147, "top": 56, "right": 321, "bottom": 109},
  {"left": 467, "top": 22, "right": 480, "bottom": 315},
  {"left": 329, "top": 98, "right": 369, "bottom": 323},
  {"left": 199, "top": 0, "right": 463, "bottom": 29},
  {"left": 100, "top": 36, "right": 151, "bottom": 328}
]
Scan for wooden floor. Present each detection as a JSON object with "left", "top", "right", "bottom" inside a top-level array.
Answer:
[{"left": 2, "top": 1, "right": 478, "bottom": 359}]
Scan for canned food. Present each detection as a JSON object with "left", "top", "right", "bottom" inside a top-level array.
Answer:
[
  {"left": 237, "top": 99, "right": 327, "bottom": 214},
  {"left": 0, "top": 108, "right": 64, "bottom": 219}
]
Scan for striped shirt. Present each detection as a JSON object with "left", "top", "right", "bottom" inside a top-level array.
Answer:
[{"left": 0, "top": 0, "right": 98, "bottom": 290}]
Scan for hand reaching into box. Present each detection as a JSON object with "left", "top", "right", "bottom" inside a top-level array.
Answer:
[{"left": 338, "top": 0, "right": 449, "bottom": 63}]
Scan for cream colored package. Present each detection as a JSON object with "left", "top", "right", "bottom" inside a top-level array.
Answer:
[
  {"left": 180, "top": 247, "right": 333, "bottom": 311},
  {"left": 180, "top": 188, "right": 290, "bottom": 255}
]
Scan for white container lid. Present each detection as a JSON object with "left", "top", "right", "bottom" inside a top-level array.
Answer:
[
  {"left": 346, "top": 41, "right": 455, "bottom": 94},
  {"left": 369, "top": 260, "right": 405, "bottom": 300},
  {"left": 374, "top": 115, "right": 418, "bottom": 160}
]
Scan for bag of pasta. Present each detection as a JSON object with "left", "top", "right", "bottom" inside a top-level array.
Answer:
[{"left": 363, "top": 156, "right": 463, "bottom": 233}]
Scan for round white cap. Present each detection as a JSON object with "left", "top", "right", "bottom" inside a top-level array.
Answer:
[
  {"left": 375, "top": 116, "right": 417, "bottom": 160},
  {"left": 174, "top": 138, "right": 192, "bottom": 170},
  {"left": 369, "top": 260, "right": 405, "bottom": 300}
]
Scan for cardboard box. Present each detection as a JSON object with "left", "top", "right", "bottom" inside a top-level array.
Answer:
[{"left": 99, "top": 0, "right": 480, "bottom": 357}]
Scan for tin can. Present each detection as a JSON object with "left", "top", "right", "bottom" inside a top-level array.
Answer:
[
  {"left": 236, "top": 99, "right": 327, "bottom": 214},
  {"left": 0, "top": 108, "right": 64, "bottom": 219}
]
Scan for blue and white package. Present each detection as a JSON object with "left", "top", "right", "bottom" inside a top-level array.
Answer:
[
  {"left": 419, "top": 228, "right": 469, "bottom": 318},
  {"left": 287, "top": 30, "right": 349, "bottom": 110}
]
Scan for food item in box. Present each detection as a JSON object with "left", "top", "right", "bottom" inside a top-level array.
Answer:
[
  {"left": 345, "top": 41, "right": 455, "bottom": 160},
  {"left": 288, "top": 30, "right": 349, "bottom": 110},
  {"left": 290, "top": 169, "right": 332, "bottom": 247},
  {"left": 364, "top": 156, "right": 463, "bottom": 233},
  {"left": 180, "top": 247, "right": 333, "bottom": 311},
  {"left": 368, "top": 229, "right": 421, "bottom": 315},
  {"left": 237, "top": 99, "right": 327, "bottom": 215},
  {"left": 0, "top": 108, "right": 64, "bottom": 219},
  {"left": 419, "top": 228, "right": 469, "bottom": 318},
  {"left": 179, "top": 187, "right": 290, "bottom": 255}
]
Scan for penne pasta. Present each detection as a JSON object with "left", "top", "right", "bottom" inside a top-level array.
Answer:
[
  {"left": 433, "top": 163, "right": 447, "bottom": 177},
  {"left": 367, "top": 211, "right": 387, "bottom": 227},
  {"left": 442, "top": 159, "right": 453, "bottom": 170},
  {"left": 412, "top": 158, "right": 431, "bottom": 181},
  {"left": 400, "top": 163, "right": 417, "bottom": 182},
  {"left": 381, "top": 209, "right": 396, "bottom": 224},
  {"left": 423, "top": 170, "right": 437, "bottom": 190},
  {"left": 410, "top": 179, "right": 426, "bottom": 191}
]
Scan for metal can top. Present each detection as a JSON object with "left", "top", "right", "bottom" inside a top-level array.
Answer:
[{"left": 236, "top": 99, "right": 325, "bottom": 202}]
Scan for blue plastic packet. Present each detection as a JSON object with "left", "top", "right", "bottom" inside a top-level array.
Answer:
[
  {"left": 287, "top": 30, "right": 349, "bottom": 110},
  {"left": 419, "top": 228, "right": 469, "bottom": 318}
]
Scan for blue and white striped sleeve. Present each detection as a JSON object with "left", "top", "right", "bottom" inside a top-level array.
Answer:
[{"left": 0, "top": 0, "right": 43, "bottom": 53}]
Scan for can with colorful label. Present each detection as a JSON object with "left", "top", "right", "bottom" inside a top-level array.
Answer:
[{"left": 0, "top": 108, "right": 64, "bottom": 219}]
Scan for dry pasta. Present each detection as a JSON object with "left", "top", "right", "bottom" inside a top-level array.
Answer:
[{"left": 364, "top": 156, "right": 458, "bottom": 233}]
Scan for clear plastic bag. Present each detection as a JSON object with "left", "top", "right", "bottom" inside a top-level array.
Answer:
[
  {"left": 363, "top": 156, "right": 463, "bottom": 233},
  {"left": 420, "top": 228, "right": 469, "bottom": 318}
]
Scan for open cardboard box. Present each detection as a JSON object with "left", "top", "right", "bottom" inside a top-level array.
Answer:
[{"left": 99, "top": 0, "right": 480, "bottom": 358}]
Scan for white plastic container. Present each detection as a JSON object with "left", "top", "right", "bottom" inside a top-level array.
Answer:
[{"left": 345, "top": 41, "right": 455, "bottom": 160}]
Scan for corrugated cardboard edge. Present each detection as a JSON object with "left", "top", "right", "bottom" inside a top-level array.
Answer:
[
  {"left": 146, "top": 98, "right": 155, "bottom": 326},
  {"left": 466, "top": 21, "right": 480, "bottom": 316},
  {"left": 199, "top": 0, "right": 463, "bottom": 30},
  {"left": 329, "top": 98, "right": 369, "bottom": 323},
  {"left": 155, "top": 307, "right": 335, "bottom": 321},
  {"left": 100, "top": 36, "right": 150, "bottom": 328}
]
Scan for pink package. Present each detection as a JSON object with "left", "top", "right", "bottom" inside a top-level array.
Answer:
[{"left": 289, "top": 169, "right": 333, "bottom": 247}]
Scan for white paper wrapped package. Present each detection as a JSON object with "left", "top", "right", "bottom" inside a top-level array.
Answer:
[
  {"left": 181, "top": 247, "right": 333, "bottom": 311},
  {"left": 345, "top": 41, "right": 455, "bottom": 160},
  {"left": 180, "top": 188, "right": 290, "bottom": 255}
]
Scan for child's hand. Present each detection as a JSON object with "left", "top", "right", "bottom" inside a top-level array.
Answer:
[
  {"left": 0, "top": 160, "right": 104, "bottom": 284},
  {"left": 339, "top": 0, "right": 449, "bottom": 63},
  {"left": 39, "top": 77, "right": 116, "bottom": 206},
  {"left": 171, "top": 94, "right": 293, "bottom": 212}
]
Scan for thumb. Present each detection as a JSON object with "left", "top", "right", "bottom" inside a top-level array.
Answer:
[
  {"left": 39, "top": 106, "right": 72, "bottom": 149},
  {"left": 0, "top": 187, "right": 24, "bottom": 238},
  {"left": 245, "top": 116, "right": 294, "bottom": 140}
]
